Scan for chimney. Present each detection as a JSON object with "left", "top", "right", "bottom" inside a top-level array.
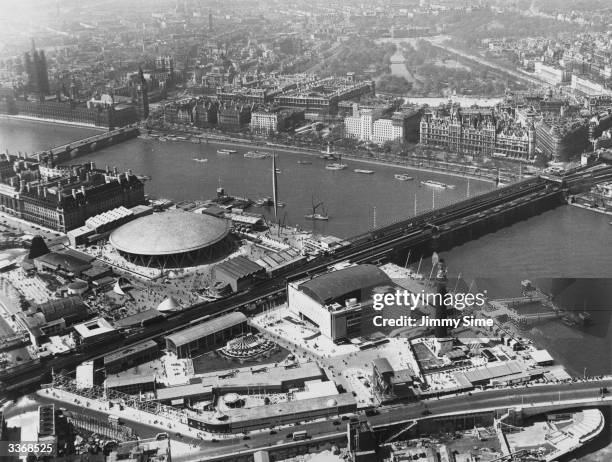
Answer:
[
  {"left": 113, "top": 166, "right": 118, "bottom": 175},
  {"left": 9, "top": 177, "right": 14, "bottom": 187},
  {"left": 26, "top": 182, "right": 31, "bottom": 192},
  {"left": 57, "top": 188, "right": 62, "bottom": 202},
  {"left": 43, "top": 187, "right": 47, "bottom": 198},
  {"left": 90, "top": 161, "right": 96, "bottom": 170},
  {"left": 105, "top": 164, "right": 110, "bottom": 173},
  {"left": 81, "top": 186, "right": 86, "bottom": 196},
  {"left": 72, "top": 188, "right": 77, "bottom": 199},
  {"left": 37, "top": 185, "right": 42, "bottom": 196}
]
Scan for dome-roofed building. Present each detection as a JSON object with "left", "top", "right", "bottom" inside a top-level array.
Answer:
[{"left": 109, "top": 210, "right": 231, "bottom": 268}]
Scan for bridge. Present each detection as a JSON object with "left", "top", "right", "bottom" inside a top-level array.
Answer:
[
  {"left": 2, "top": 163, "right": 612, "bottom": 392},
  {"left": 30, "top": 125, "right": 139, "bottom": 163}
]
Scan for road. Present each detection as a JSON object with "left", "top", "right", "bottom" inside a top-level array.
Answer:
[{"left": 369, "top": 379, "right": 612, "bottom": 428}]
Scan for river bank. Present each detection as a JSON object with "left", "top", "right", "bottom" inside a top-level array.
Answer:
[{"left": 148, "top": 129, "right": 498, "bottom": 184}]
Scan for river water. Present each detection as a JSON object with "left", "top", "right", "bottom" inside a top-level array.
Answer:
[{"left": 1, "top": 119, "right": 611, "bottom": 459}]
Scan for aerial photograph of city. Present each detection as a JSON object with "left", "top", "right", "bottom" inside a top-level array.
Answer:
[{"left": 0, "top": 0, "right": 611, "bottom": 461}]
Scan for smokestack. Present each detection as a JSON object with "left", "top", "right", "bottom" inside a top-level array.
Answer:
[
  {"left": 72, "top": 188, "right": 77, "bottom": 199},
  {"left": 105, "top": 164, "right": 110, "bottom": 173},
  {"left": 90, "top": 161, "right": 95, "bottom": 170},
  {"left": 80, "top": 185, "right": 86, "bottom": 196},
  {"left": 113, "top": 166, "right": 118, "bottom": 175},
  {"left": 43, "top": 187, "right": 47, "bottom": 198}
]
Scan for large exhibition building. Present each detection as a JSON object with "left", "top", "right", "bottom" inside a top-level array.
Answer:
[
  {"left": 288, "top": 264, "right": 394, "bottom": 341},
  {"left": 109, "top": 210, "right": 231, "bottom": 268}
]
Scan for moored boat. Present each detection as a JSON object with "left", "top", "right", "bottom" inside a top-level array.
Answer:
[
  {"left": 354, "top": 169, "right": 374, "bottom": 174},
  {"left": 421, "top": 180, "right": 454, "bottom": 189},
  {"left": 395, "top": 173, "right": 413, "bottom": 181}
]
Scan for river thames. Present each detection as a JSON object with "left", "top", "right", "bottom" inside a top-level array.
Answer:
[{"left": 1, "top": 118, "right": 611, "bottom": 460}]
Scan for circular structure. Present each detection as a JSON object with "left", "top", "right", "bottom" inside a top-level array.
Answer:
[
  {"left": 67, "top": 281, "right": 89, "bottom": 295},
  {"left": 110, "top": 210, "right": 230, "bottom": 268}
]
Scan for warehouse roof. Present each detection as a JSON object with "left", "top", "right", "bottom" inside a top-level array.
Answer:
[
  {"left": 165, "top": 312, "right": 247, "bottom": 348},
  {"left": 214, "top": 256, "right": 264, "bottom": 280},
  {"left": 34, "top": 296, "right": 88, "bottom": 323},
  {"left": 458, "top": 360, "right": 524, "bottom": 385},
  {"left": 156, "top": 382, "right": 214, "bottom": 401},
  {"left": 105, "top": 373, "right": 157, "bottom": 389},
  {"left": 298, "top": 264, "right": 392, "bottom": 305}
]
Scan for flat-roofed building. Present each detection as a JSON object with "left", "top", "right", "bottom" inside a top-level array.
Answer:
[
  {"left": 165, "top": 312, "right": 248, "bottom": 358},
  {"left": 288, "top": 264, "right": 393, "bottom": 340},
  {"left": 73, "top": 317, "right": 120, "bottom": 347},
  {"left": 156, "top": 381, "right": 214, "bottom": 405},
  {"left": 104, "top": 340, "right": 159, "bottom": 374},
  {"left": 105, "top": 373, "right": 156, "bottom": 395}
]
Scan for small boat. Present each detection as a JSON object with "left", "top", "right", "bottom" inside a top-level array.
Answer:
[
  {"left": 325, "top": 162, "right": 347, "bottom": 170},
  {"left": 305, "top": 197, "right": 329, "bottom": 220},
  {"left": 421, "top": 180, "right": 453, "bottom": 189},
  {"left": 275, "top": 168, "right": 282, "bottom": 174},
  {"left": 192, "top": 158, "right": 208, "bottom": 163},
  {"left": 354, "top": 169, "right": 374, "bottom": 174},
  {"left": 256, "top": 197, "right": 285, "bottom": 207},
  {"left": 244, "top": 151, "right": 269, "bottom": 159},
  {"left": 217, "top": 149, "right": 236, "bottom": 154},
  {"left": 395, "top": 174, "right": 413, "bottom": 181},
  {"left": 304, "top": 213, "right": 329, "bottom": 221},
  {"left": 297, "top": 160, "right": 312, "bottom": 165}
]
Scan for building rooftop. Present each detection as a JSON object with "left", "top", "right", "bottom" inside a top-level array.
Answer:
[
  {"left": 214, "top": 256, "right": 265, "bottom": 279},
  {"left": 298, "top": 264, "right": 392, "bottom": 305},
  {"left": 110, "top": 210, "right": 229, "bottom": 256},
  {"left": 216, "top": 392, "right": 356, "bottom": 425},
  {"left": 165, "top": 312, "right": 247, "bottom": 348},
  {"left": 104, "top": 340, "right": 159, "bottom": 365},
  {"left": 105, "top": 373, "right": 156, "bottom": 389},
  {"left": 73, "top": 317, "right": 116, "bottom": 339}
]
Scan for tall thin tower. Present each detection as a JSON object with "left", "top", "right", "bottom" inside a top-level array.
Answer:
[
  {"left": 272, "top": 155, "right": 278, "bottom": 221},
  {"left": 433, "top": 256, "right": 449, "bottom": 338}
]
